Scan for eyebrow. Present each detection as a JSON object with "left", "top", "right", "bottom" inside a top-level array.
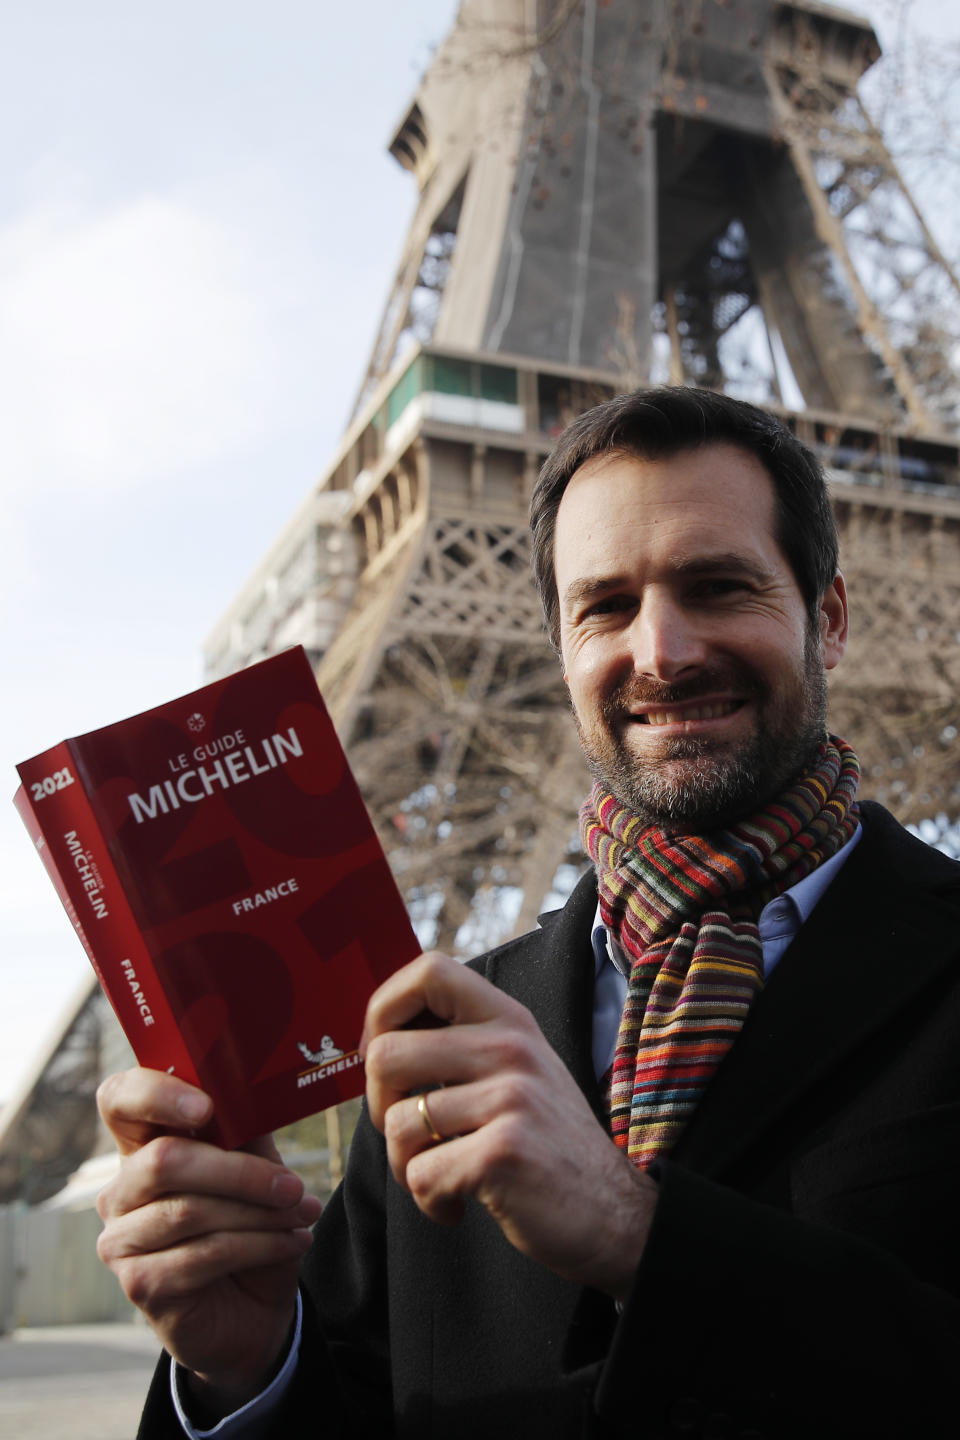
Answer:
[
  {"left": 668, "top": 552, "right": 775, "bottom": 584},
  {"left": 561, "top": 552, "right": 775, "bottom": 611}
]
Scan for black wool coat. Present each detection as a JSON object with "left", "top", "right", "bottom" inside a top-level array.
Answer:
[{"left": 138, "top": 803, "right": 960, "bottom": 1439}]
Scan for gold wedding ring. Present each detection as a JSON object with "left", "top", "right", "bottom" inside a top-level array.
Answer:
[{"left": 417, "top": 1091, "right": 443, "bottom": 1143}]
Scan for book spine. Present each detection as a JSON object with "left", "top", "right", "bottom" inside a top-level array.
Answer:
[
  {"left": 14, "top": 781, "right": 97, "bottom": 967},
  {"left": 15, "top": 742, "right": 199, "bottom": 1087}
]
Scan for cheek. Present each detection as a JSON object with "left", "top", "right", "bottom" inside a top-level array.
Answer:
[
  {"left": 732, "top": 617, "right": 807, "bottom": 665},
  {"left": 564, "top": 660, "right": 623, "bottom": 733},
  {"left": 561, "top": 640, "right": 612, "bottom": 704},
  {"left": 742, "top": 635, "right": 812, "bottom": 701}
]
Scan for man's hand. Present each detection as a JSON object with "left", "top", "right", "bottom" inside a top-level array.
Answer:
[
  {"left": 96, "top": 1068, "right": 320, "bottom": 1415},
  {"left": 361, "top": 952, "right": 656, "bottom": 1303}
]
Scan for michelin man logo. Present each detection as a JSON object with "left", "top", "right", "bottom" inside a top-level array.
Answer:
[
  {"left": 297, "top": 1034, "right": 345, "bottom": 1066},
  {"left": 187, "top": 712, "right": 206, "bottom": 734}
]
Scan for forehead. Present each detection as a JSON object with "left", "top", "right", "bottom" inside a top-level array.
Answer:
[{"left": 554, "top": 442, "right": 783, "bottom": 580}]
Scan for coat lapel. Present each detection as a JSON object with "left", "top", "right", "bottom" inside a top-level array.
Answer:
[
  {"left": 672, "top": 802, "right": 960, "bottom": 1178},
  {"left": 481, "top": 868, "right": 601, "bottom": 1106}
]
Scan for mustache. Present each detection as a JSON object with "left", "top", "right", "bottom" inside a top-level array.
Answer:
[{"left": 600, "top": 668, "right": 760, "bottom": 716}]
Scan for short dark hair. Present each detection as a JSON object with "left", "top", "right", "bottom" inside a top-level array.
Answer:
[{"left": 529, "top": 385, "right": 839, "bottom": 650}]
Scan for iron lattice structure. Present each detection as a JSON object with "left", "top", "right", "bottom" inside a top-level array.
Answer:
[
  {"left": 207, "top": 352, "right": 960, "bottom": 957},
  {"left": 5, "top": 0, "right": 960, "bottom": 1200}
]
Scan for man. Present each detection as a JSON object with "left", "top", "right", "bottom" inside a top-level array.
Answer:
[{"left": 98, "top": 387, "right": 960, "bottom": 1438}]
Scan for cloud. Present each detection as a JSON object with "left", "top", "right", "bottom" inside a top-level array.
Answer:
[{"left": 0, "top": 192, "right": 283, "bottom": 499}]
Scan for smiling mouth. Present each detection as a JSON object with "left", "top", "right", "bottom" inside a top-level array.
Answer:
[{"left": 635, "top": 700, "right": 744, "bottom": 726}]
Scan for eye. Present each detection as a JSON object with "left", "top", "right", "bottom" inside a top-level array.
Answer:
[
  {"left": 584, "top": 593, "right": 635, "bottom": 618},
  {"left": 695, "top": 577, "right": 751, "bottom": 599}
]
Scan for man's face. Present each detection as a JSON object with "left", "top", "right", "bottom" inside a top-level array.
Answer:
[{"left": 555, "top": 443, "right": 848, "bottom": 831}]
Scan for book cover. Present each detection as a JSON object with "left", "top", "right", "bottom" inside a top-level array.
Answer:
[{"left": 14, "top": 647, "right": 421, "bottom": 1149}]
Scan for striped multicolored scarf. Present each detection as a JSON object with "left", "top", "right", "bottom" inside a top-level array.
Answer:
[{"left": 580, "top": 734, "right": 860, "bottom": 1170}]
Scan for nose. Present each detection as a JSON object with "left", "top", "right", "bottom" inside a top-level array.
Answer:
[{"left": 627, "top": 592, "right": 708, "bottom": 683}]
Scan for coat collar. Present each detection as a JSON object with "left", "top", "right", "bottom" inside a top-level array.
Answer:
[{"left": 672, "top": 801, "right": 960, "bottom": 1178}]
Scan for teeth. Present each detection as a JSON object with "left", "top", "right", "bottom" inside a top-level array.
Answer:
[{"left": 642, "top": 702, "right": 738, "bottom": 726}]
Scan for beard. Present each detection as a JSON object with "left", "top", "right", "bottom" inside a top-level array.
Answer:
[{"left": 574, "top": 627, "right": 829, "bottom": 833}]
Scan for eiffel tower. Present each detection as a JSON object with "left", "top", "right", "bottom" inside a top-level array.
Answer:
[
  {"left": 6, "top": 0, "right": 960, "bottom": 1207},
  {"left": 203, "top": 0, "right": 960, "bottom": 954}
]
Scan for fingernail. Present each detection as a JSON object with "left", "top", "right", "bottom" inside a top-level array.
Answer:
[
  {"left": 177, "top": 1092, "right": 210, "bottom": 1125},
  {"left": 296, "top": 1195, "right": 322, "bottom": 1225},
  {"left": 293, "top": 1227, "right": 314, "bottom": 1250},
  {"left": 271, "top": 1171, "right": 303, "bottom": 1206}
]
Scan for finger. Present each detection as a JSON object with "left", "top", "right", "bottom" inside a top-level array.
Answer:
[
  {"left": 364, "top": 1023, "right": 497, "bottom": 1127},
  {"left": 381, "top": 1081, "right": 496, "bottom": 1189},
  {"left": 380, "top": 1072, "right": 536, "bottom": 1190},
  {"left": 98, "top": 1133, "right": 309, "bottom": 1221},
  {"left": 400, "top": 1129, "right": 479, "bottom": 1227},
  {"left": 99, "top": 1190, "right": 322, "bottom": 1263},
  {"left": 361, "top": 952, "right": 531, "bottom": 1049},
  {"left": 364, "top": 1025, "right": 529, "bottom": 1134},
  {"left": 385, "top": 1080, "right": 499, "bottom": 1148},
  {"left": 365, "top": 1005, "right": 546, "bottom": 1130},
  {"left": 102, "top": 1229, "right": 314, "bottom": 1311},
  {"left": 241, "top": 1132, "right": 284, "bottom": 1166},
  {"left": 400, "top": 1099, "right": 560, "bottom": 1235},
  {"left": 97, "top": 1069, "right": 214, "bottom": 1155}
]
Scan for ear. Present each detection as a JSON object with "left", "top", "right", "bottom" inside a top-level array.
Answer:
[{"left": 819, "top": 573, "right": 848, "bottom": 671}]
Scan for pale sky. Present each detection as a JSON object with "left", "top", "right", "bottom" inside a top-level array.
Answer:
[
  {"left": 1, "top": 0, "right": 957, "bottom": 1107},
  {"left": 1, "top": 0, "right": 457, "bottom": 1106}
]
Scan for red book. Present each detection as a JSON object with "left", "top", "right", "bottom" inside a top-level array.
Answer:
[{"left": 14, "top": 647, "right": 420, "bottom": 1148}]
